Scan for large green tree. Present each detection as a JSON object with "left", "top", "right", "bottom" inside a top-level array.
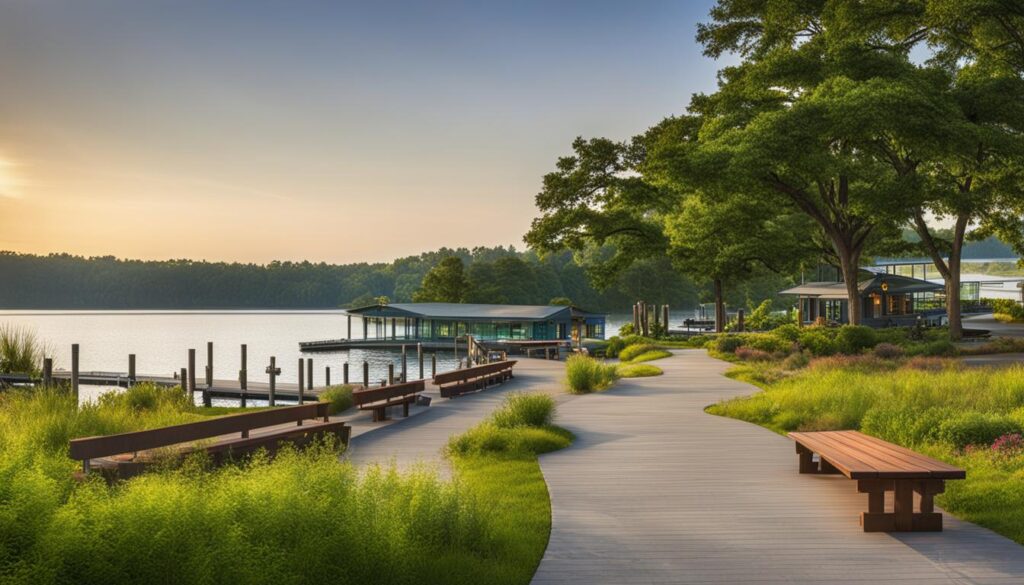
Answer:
[{"left": 412, "top": 256, "right": 469, "bottom": 303}]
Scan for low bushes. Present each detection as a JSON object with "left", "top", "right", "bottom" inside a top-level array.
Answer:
[
  {"left": 318, "top": 384, "right": 355, "bottom": 415},
  {"left": 446, "top": 393, "right": 572, "bottom": 458},
  {"left": 617, "top": 343, "right": 660, "bottom": 362},
  {"left": 991, "top": 299, "right": 1024, "bottom": 322},
  {"left": 489, "top": 393, "right": 555, "bottom": 428},
  {"left": 0, "top": 324, "right": 49, "bottom": 376},
  {"left": 622, "top": 349, "right": 672, "bottom": 363},
  {"left": 616, "top": 363, "right": 663, "bottom": 377},
  {"left": 565, "top": 354, "right": 619, "bottom": 394}
]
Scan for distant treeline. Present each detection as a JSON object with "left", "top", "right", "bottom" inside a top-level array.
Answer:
[{"left": 0, "top": 247, "right": 715, "bottom": 311}]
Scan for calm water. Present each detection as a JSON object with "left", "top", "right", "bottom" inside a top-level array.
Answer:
[{"left": 0, "top": 310, "right": 461, "bottom": 404}]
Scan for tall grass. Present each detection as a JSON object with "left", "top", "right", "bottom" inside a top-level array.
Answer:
[
  {"left": 0, "top": 324, "right": 49, "bottom": 376},
  {"left": 708, "top": 360, "right": 1024, "bottom": 544},
  {"left": 0, "top": 384, "right": 558, "bottom": 584},
  {"left": 564, "top": 354, "right": 618, "bottom": 394}
]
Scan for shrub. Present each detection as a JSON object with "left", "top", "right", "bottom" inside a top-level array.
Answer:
[
  {"left": 490, "top": 393, "right": 554, "bottom": 428},
  {"left": 937, "top": 412, "right": 1023, "bottom": 449},
  {"left": 992, "top": 433, "right": 1024, "bottom": 455},
  {"left": 618, "top": 323, "right": 636, "bottom": 336},
  {"left": 781, "top": 351, "right": 810, "bottom": 370},
  {"left": 605, "top": 336, "right": 626, "bottom": 358},
  {"left": 906, "top": 339, "right": 958, "bottom": 357},
  {"left": 714, "top": 335, "right": 745, "bottom": 354},
  {"left": 98, "top": 383, "right": 193, "bottom": 413},
  {"left": 565, "top": 354, "right": 619, "bottom": 394},
  {"left": 798, "top": 330, "right": 836, "bottom": 356},
  {"left": 861, "top": 405, "right": 952, "bottom": 446},
  {"left": 616, "top": 363, "right": 663, "bottom": 377},
  {"left": 873, "top": 342, "right": 904, "bottom": 360},
  {"left": 836, "top": 325, "right": 877, "bottom": 354},
  {"left": 772, "top": 323, "right": 801, "bottom": 343},
  {"left": 991, "top": 299, "right": 1024, "bottom": 321},
  {"left": 618, "top": 343, "right": 659, "bottom": 362},
  {"left": 318, "top": 384, "right": 355, "bottom": 415},
  {"left": 623, "top": 349, "right": 672, "bottom": 363},
  {"left": 735, "top": 347, "right": 772, "bottom": 361}
]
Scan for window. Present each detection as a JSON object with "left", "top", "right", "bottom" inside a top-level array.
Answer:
[{"left": 823, "top": 300, "right": 843, "bottom": 322}]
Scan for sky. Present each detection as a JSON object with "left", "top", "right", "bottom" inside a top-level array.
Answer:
[{"left": 0, "top": 0, "right": 724, "bottom": 264}]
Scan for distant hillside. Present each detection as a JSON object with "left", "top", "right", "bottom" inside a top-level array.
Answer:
[{"left": 892, "top": 232, "right": 1018, "bottom": 262}]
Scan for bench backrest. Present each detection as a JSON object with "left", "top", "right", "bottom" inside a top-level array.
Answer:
[
  {"left": 352, "top": 380, "right": 425, "bottom": 405},
  {"left": 433, "top": 360, "right": 517, "bottom": 385},
  {"left": 68, "top": 402, "right": 329, "bottom": 461}
]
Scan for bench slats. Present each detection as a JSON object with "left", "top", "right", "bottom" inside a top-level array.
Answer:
[
  {"left": 789, "top": 431, "right": 965, "bottom": 479},
  {"left": 432, "top": 360, "right": 516, "bottom": 385},
  {"left": 352, "top": 380, "right": 424, "bottom": 406}
]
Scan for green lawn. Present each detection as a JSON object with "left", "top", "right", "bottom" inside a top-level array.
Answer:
[{"left": 707, "top": 358, "right": 1024, "bottom": 544}]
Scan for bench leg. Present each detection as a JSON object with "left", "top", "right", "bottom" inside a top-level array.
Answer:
[
  {"left": 796, "top": 444, "right": 818, "bottom": 474},
  {"left": 403, "top": 401, "right": 409, "bottom": 417},
  {"left": 858, "top": 479, "right": 944, "bottom": 532}
]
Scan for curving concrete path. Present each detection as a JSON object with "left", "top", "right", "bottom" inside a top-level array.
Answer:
[{"left": 532, "top": 350, "right": 1024, "bottom": 585}]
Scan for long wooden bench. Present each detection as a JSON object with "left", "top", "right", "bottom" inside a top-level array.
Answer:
[
  {"left": 789, "top": 430, "right": 966, "bottom": 532},
  {"left": 69, "top": 402, "right": 349, "bottom": 480},
  {"left": 433, "top": 360, "right": 516, "bottom": 398},
  {"left": 352, "top": 380, "right": 425, "bottom": 422}
]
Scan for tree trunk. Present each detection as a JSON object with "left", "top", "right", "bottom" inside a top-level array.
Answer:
[
  {"left": 835, "top": 241, "right": 863, "bottom": 326},
  {"left": 947, "top": 214, "right": 969, "bottom": 340},
  {"left": 713, "top": 278, "right": 726, "bottom": 333}
]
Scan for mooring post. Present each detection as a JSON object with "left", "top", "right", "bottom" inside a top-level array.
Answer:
[
  {"left": 268, "top": 356, "right": 278, "bottom": 406},
  {"left": 363, "top": 361, "right": 369, "bottom": 388},
  {"left": 391, "top": 318, "right": 396, "bottom": 340},
  {"left": 306, "top": 358, "right": 313, "bottom": 390},
  {"left": 401, "top": 345, "right": 408, "bottom": 383},
  {"left": 71, "top": 344, "right": 80, "bottom": 402},
  {"left": 417, "top": 343, "right": 423, "bottom": 379},
  {"left": 343, "top": 362, "right": 349, "bottom": 385},
  {"left": 180, "top": 367, "right": 188, "bottom": 394},
  {"left": 206, "top": 342, "right": 213, "bottom": 387},
  {"left": 43, "top": 358, "right": 53, "bottom": 387},
  {"left": 128, "top": 354, "right": 136, "bottom": 386},
  {"left": 347, "top": 314, "right": 352, "bottom": 340},
  {"left": 663, "top": 304, "right": 670, "bottom": 333},
  {"left": 431, "top": 353, "right": 437, "bottom": 378},
  {"left": 388, "top": 363, "right": 395, "bottom": 385},
  {"left": 188, "top": 348, "right": 196, "bottom": 400},
  {"left": 239, "top": 344, "right": 248, "bottom": 408},
  {"left": 325, "top": 366, "right": 331, "bottom": 387},
  {"left": 298, "top": 358, "right": 305, "bottom": 401}
]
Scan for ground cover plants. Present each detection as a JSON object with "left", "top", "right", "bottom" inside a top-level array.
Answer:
[
  {"left": 0, "top": 384, "right": 568, "bottom": 584},
  {"left": 615, "top": 363, "right": 663, "bottom": 378},
  {"left": 707, "top": 358, "right": 1024, "bottom": 544},
  {"left": 564, "top": 354, "right": 619, "bottom": 394}
]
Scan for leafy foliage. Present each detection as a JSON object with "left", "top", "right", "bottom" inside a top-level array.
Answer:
[{"left": 564, "top": 355, "right": 619, "bottom": 394}]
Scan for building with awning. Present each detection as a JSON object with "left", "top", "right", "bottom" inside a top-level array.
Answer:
[{"left": 780, "top": 271, "right": 945, "bottom": 327}]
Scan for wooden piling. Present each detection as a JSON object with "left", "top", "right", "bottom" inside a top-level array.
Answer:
[
  {"left": 239, "top": 344, "right": 248, "bottom": 408},
  {"left": 298, "top": 358, "right": 305, "bottom": 399},
  {"left": 306, "top": 358, "right": 313, "bottom": 390},
  {"left": 347, "top": 314, "right": 352, "bottom": 340},
  {"left": 401, "top": 345, "right": 408, "bottom": 383},
  {"left": 431, "top": 353, "right": 437, "bottom": 378},
  {"left": 180, "top": 367, "right": 188, "bottom": 395},
  {"left": 388, "top": 363, "right": 395, "bottom": 385},
  {"left": 325, "top": 366, "right": 331, "bottom": 387},
  {"left": 268, "top": 356, "right": 277, "bottom": 406},
  {"left": 71, "top": 344, "right": 80, "bottom": 402},
  {"left": 662, "top": 304, "right": 670, "bottom": 332},
  {"left": 363, "top": 361, "right": 369, "bottom": 388},
  {"left": 43, "top": 358, "right": 53, "bottom": 387},
  {"left": 188, "top": 349, "right": 196, "bottom": 400},
  {"left": 343, "top": 362, "right": 349, "bottom": 385},
  {"left": 206, "top": 342, "right": 213, "bottom": 387},
  {"left": 128, "top": 354, "right": 136, "bottom": 386},
  {"left": 417, "top": 343, "right": 423, "bottom": 379}
]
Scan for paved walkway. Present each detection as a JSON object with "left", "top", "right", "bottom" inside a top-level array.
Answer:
[
  {"left": 532, "top": 350, "right": 1024, "bottom": 585},
  {"left": 342, "top": 357, "right": 566, "bottom": 471}
]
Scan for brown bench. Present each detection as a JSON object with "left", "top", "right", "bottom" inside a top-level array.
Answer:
[
  {"left": 352, "top": 380, "right": 425, "bottom": 421},
  {"left": 432, "top": 360, "right": 516, "bottom": 398},
  {"left": 69, "top": 402, "right": 349, "bottom": 480},
  {"left": 789, "top": 430, "right": 966, "bottom": 532}
]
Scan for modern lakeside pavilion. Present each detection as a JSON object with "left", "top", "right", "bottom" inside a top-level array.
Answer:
[
  {"left": 781, "top": 270, "right": 946, "bottom": 327},
  {"left": 302, "top": 303, "right": 607, "bottom": 351}
]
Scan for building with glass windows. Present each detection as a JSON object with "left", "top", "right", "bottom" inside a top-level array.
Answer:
[
  {"left": 342, "top": 302, "right": 606, "bottom": 344},
  {"left": 781, "top": 271, "right": 946, "bottom": 327}
]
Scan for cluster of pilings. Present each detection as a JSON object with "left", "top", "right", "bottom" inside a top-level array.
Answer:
[{"left": 632, "top": 301, "right": 671, "bottom": 337}]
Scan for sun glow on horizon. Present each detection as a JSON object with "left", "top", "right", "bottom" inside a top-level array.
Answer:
[{"left": 0, "top": 157, "right": 23, "bottom": 199}]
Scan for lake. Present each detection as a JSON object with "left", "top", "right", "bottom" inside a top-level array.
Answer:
[{"left": 0, "top": 309, "right": 697, "bottom": 404}]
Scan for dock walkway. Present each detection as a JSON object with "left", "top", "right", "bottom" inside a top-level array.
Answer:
[{"left": 531, "top": 349, "right": 1024, "bottom": 584}]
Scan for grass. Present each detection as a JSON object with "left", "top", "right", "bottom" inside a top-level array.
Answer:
[
  {"left": 0, "top": 384, "right": 570, "bottom": 584},
  {"left": 707, "top": 358, "right": 1024, "bottom": 544},
  {"left": 564, "top": 354, "right": 619, "bottom": 394},
  {"left": 0, "top": 324, "right": 50, "bottom": 376},
  {"left": 445, "top": 393, "right": 574, "bottom": 583},
  {"left": 318, "top": 384, "right": 356, "bottom": 415},
  {"left": 616, "top": 363, "right": 663, "bottom": 377},
  {"left": 622, "top": 349, "right": 672, "bottom": 363}
]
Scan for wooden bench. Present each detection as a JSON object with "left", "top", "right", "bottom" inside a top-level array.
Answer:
[
  {"left": 352, "top": 380, "right": 425, "bottom": 422},
  {"left": 789, "top": 430, "right": 966, "bottom": 532},
  {"left": 69, "top": 402, "right": 349, "bottom": 480},
  {"left": 432, "top": 360, "right": 516, "bottom": 398}
]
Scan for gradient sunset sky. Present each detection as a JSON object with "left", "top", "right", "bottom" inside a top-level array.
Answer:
[{"left": 0, "top": 0, "right": 724, "bottom": 264}]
